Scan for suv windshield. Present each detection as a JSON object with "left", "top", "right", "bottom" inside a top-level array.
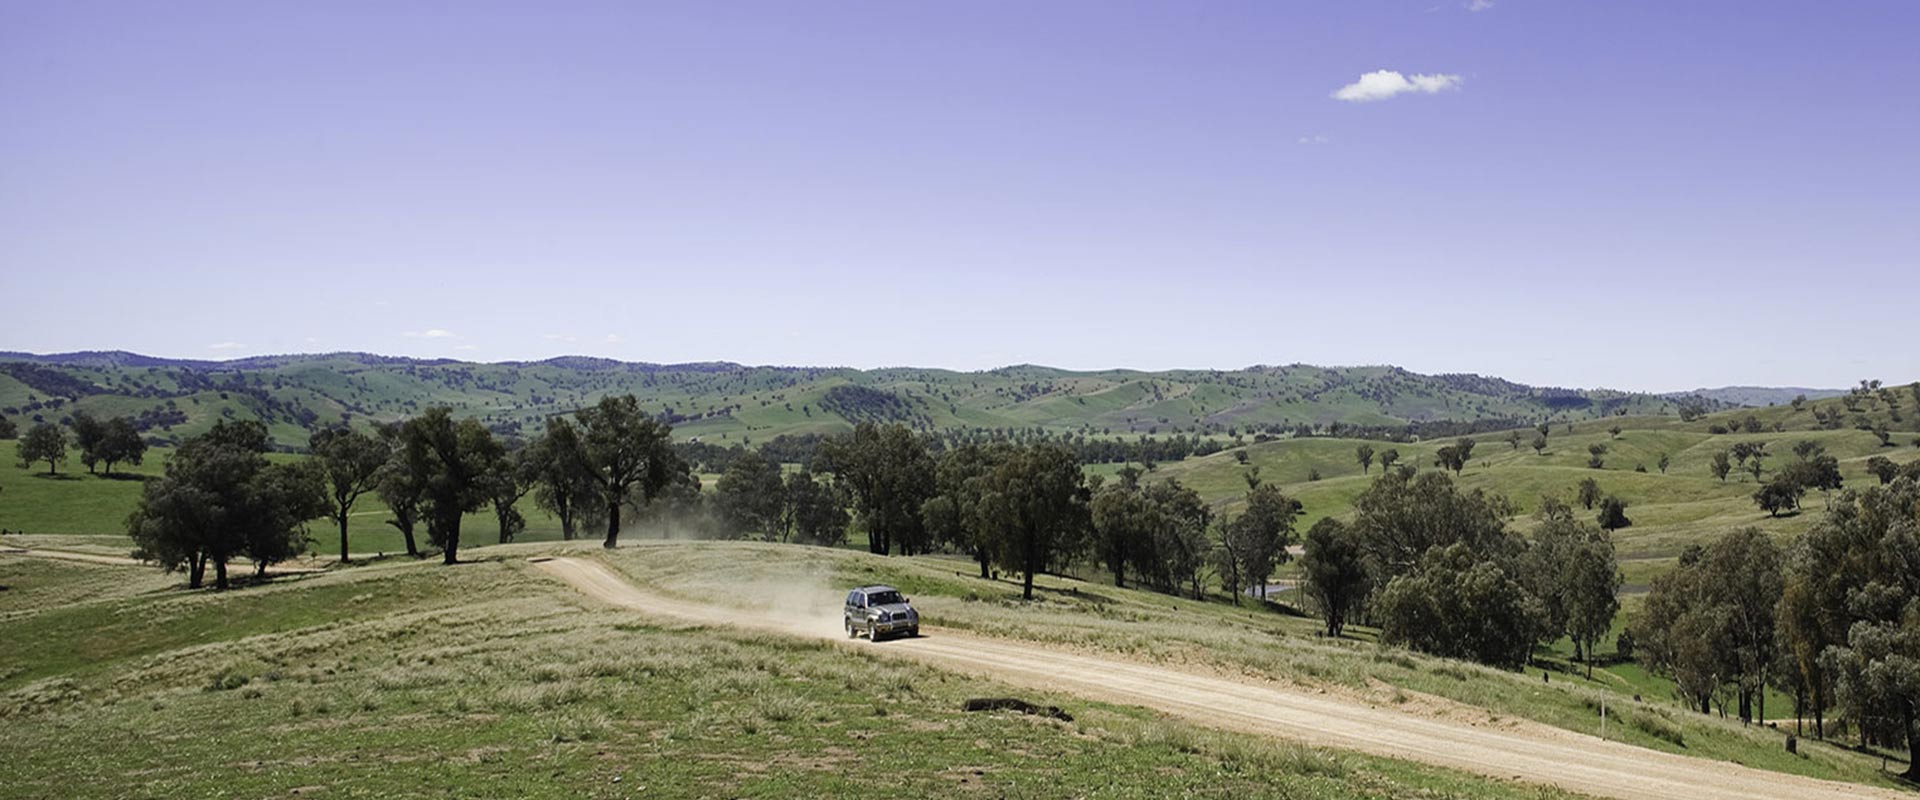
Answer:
[{"left": 866, "top": 590, "right": 903, "bottom": 606}]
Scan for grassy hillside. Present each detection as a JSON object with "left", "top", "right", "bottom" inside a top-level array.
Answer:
[
  {"left": 1146, "top": 394, "right": 1920, "bottom": 578},
  {"left": 0, "top": 545, "right": 1613, "bottom": 800},
  {"left": 0, "top": 352, "right": 1740, "bottom": 449},
  {"left": 8, "top": 538, "right": 1900, "bottom": 794}
]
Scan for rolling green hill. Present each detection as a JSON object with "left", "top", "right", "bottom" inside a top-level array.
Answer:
[{"left": 0, "top": 351, "right": 1753, "bottom": 450}]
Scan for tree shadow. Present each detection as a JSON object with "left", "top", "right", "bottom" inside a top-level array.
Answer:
[
  {"left": 96, "top": 472, "right": 151, "bottom": 482},
  {"left": 29, "top": 472, "right": 82, "bottom": 481}
]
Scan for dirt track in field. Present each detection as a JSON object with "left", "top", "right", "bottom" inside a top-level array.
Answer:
[{"left": 532, "top": 556, "right": 1909, "bottom": 800}]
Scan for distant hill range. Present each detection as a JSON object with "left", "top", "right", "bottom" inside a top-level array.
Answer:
[
  {"left": 0, "top": 350, "right": 1839, "bottom": 449},
  {"left": 1665, "top": 386, "right": 1846, "bottom": 408}
]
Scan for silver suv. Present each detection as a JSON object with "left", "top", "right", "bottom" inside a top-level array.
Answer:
[{"left": 844, "top": 585, "right": 919, "bottom": 640}]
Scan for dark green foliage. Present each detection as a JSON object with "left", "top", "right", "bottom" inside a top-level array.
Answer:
[
  {"left": 1525, "top": 501, "right": 1621, "bottom": 678},
  {"left": 1595, "top": 495, "right": 1631, "bottom": 531},
  {"left": 16, "top": 422, "right": 66, "bottom": 474},
  {"left": 524, "top": 418, "right": 603, "bottom": 541},
  {"left": 126, "top": 420, "right": 326, "bottom": 589},
  {"left": 1790, "top": 478, "right": 1920, "bottom": 775},
  {"left": 0, "top": 415, "right": 16, "bottom": 439},
  {"left": 1865, "top": 456, "right": 1900, "bottom": 485},
  {"left": 1752, "top": 475, "right": 1804, "bottom": 517},
  {"left": 714, "top": 450, "right": 785, "bottom": 540},
  {"left": 1351, "top": 470, "right": 1517, "bottom": 584},
  {"left": 1375, "top": 543, "right": 1542, "bottom": 669},
  {"left": 573, "top": 394, "right": 687, "bottom": 550},
  {"left": 783, "top": 470, "right": 847, "bottom": 546},
  {"left": 816, "top": 422, "right": 934, "bottom": 556},
  {"left": 1355, "top": 443, "right": 1374, "bottom": 474},
  {"left": 394, "top": 408, "right": 503, "bottom": 564},
  {"left": 1586, "top": 442, "right": 1607, "bottom": 470},
  {"left": 1087, "top": 465, "right": 1211, "bottom": 597},
  {"left": 1633, "top": 528, "right": 1782, "bottom": 722},
  {"left": 971, "top": 443, "right": 1092, "bottom": 600},
  {"left": 1214, "top": 483, "right": 1301, "bottom": 605},
  {"left": 1709, "top": 450, "right": 1732, "bottom": 482},
  {"left": 1576, "top": 478, "right": 1601, "bottom": 511},
  {"left": 309, "top": 427, "right": 389, "bottom": 561},
  {"left": 1299, "top": 518, "right": 1368, "bottom": 637}
]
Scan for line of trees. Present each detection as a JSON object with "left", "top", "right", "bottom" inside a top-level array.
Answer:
[
  {"left": 1292, "top": 469, "right": 1621, "bottom": 672},
  {"left": 13, "top": 413, "right": 150, "bottom": 477},
  {"left": 1633, "top": 476, "right": 1920, "bottom": 777}
]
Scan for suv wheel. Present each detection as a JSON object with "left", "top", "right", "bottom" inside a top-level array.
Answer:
[{"left": 845, "top": 619, "right": 857, "bottom": 639}]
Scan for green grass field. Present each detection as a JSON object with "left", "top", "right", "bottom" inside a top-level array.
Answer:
[{"left": 2, "top": 545, "right": 1616, "bottom": 800}]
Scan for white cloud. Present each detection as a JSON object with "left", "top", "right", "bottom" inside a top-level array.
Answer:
[
  {"left": 1466, "top": 0, "right": 1495, "bottom": 11},
  {"left": 604, "top": 333, "right": 624, "bottom": 344},
  {"left": 208, "top": 341, "right": 245, "bottom": 351},
  {"left": 1332, "top": 70, "right": 1463, "bottom": 102},
  {"left": 452, "top": 344, "right": 479, "bottom": 352},
  {"left": 1297, "top": 134, "right": 1331, "bottom": 145},
  {"left": 404, "top": 329, "right": 458, "bottom": 339}
]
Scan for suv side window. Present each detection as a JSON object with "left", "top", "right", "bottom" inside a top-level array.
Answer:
[
  {"left": 845, "top": 591, "right": 856, "bottom": 607},
  {"left": 854, "top": 592, "right": 866, "bottom": 609}
]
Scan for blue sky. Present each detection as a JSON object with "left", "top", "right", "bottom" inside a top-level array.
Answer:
[{"left": 2, "top": 1, "right": 1914, "bottom": 391}]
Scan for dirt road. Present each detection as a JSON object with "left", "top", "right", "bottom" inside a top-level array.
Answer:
[
  {"left": 532, "top": 556, "right": 1907, "bottom": 800},
  {"left": 0, "top": 547, "right": 325, "bottom": 573}
]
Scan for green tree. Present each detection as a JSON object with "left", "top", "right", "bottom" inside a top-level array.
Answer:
[
  {"left": 1299, "top": 518, "right": 1368, "bottom": 637},
  {"left": 1351, "top": 470, "right": 1516, "bottom": 584},
  {"left": 127, "top": 420, "right": 325, "bottom": 589},
  {"left": 1586, "top": 442, "right": 1608, "bottom": 470},
  {"left": 1214, "top": 483, "right": 1300, "bottom": 604},
  {"left": 375, "top": 422, "right": 426, "bottom": 558},
  {"left": 1576, "top": 477, "right": 1601, "bottom": 510},
  {"left": 816, "top": 422, "right": 935, "bottom": 556},
  {"left": 1657, "top": 452, "right": 1670, "bottom": 474},
  {"left": 1090, "top": 465, "right": 1149, "bottom": 588},
  {"left": 0, "top": 415, "right": 17, "bottom": 439},
  {"left": 1635, "top": 529, "right": 1783, "bottom": 721},
  {"left": 1375, "top": 543, "right": 1542, "bottom": 669},
  {"left": 1595, "top": 495, "right": 1631, "bottom": 532},
  {"left": 97, "top": 417, "right": 146, "bottom": 476},
  {"left": 395, "top": 408, "right": 502, "bottom": 564},
  {"left": 1608, "top": 424, "right": 1623, "bottom": 440},
  {"left": 309, "top": 427, "right": 390, "bottom": 562},
  {"left": 482, "top": 445, "right": 534, "bottom": 544},
  {"left": 1564, "top": 530, "right": 1622, "bottom": 679},
  {"left": 1378, "top": 448, "right": 1400, "bottom": 472},
  {"left": 70, "top": 411, "right": 106, "bottom": 474},
  {"left": 1531, "top": 433, "right": 1547, "bottom": 455},
  {"left": 974, "top": 443, "right": 1091, "bottom": 600},
  {"left": 1792, "top": 478, "right": 1920, "bottom": 774},
  {"left": 1866, "top": 455, "right": 1900, "bottom": 485},
  {"left": 1710, "top": 450, "right": 1732, "bottom": 482},
  {"left": 925, "top": 442, "right": 1014, "bottom": 577},
  {"left": 573, "top": 394, "right": 685, "bottom": 550},
  {"left": 1355, "top": 443, "right": 1374, "bottom": 474},
  {"left": 525, "top": 418, "right": 603, "bottom": 541},
  {"left": 784, "top": 470, "right": 847, "bottom": 547},
  {"left": 714, "top": 450, "right": 785, "bottom": 540},
  {"left": 16, "top": 422, "right": 65, "bottom": 475},
  {"left": 1506, "top": 429, "right": 1523, "bottom": 450}
]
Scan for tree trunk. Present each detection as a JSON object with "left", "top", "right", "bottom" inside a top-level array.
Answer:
[
  {"left": 188, "top": 554, "right": 205, "bottom": 589},
  {"left": 1901, "top": 708, "right": 1920, "bottom": 780},
  {"left": 603, "top": 499, "right": 621, "bottom": 549},
  {"left": 214, "top": 558, "right": 229, "bottom": 591},
  {"left": 400, "top": 521, "right": 419, "bottom": 558},
  {"left": 1021, "top": 531, "right": 1037, "bottom": 600},
  {"left": 443, "top": 528, "right": 460, "bottom": 564},
  {"left": 976, "top": 548, "right": 990, "bottom": 579},
  {"left": 339, "top": 515, "right": 351, "bottom": 563},
  {"left": 559, "top": 510, "right": 574, "bottom": 541}
]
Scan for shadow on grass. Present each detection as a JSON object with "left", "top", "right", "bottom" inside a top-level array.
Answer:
[{"left": 28, "top": 473, "right": 82, "bottom": 481}]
